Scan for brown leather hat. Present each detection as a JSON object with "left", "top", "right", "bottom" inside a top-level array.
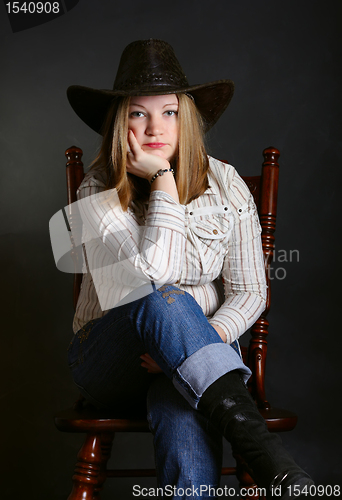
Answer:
[{"left": 67, "top": 39, "right": 234, "bottom": 134}]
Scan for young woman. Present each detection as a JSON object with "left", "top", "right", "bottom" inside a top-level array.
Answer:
[{"left": 66, "top": 39, "right": 314, "bottom": 499}]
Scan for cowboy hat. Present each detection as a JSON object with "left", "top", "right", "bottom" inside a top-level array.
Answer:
[{"left": 67, "top": 38, "right": 234, "bottom": 134}]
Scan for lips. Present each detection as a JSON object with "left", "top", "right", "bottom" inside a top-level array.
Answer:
[{"left": 145, "top": 143, "right": 166, "bottom": 148}]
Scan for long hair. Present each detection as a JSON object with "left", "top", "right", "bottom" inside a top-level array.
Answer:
[{"left": 88, "top": 93, "right": 209, "bottom": 211}]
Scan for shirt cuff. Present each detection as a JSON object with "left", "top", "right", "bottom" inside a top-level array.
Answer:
[
  {"left": 208, "top": 319, "right": 232, "bottom": 344},
  {"left": 209, "top": 293, "right": 266, "bottom": 344}
]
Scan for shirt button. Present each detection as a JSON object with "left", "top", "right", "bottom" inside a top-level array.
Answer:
[{"left": 213, "top": 229, "right": 218, "bottom": 234}]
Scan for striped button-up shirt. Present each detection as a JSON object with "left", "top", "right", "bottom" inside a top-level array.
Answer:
[{"left": 73, "top": 156, "right": 267, "bottom": 344}]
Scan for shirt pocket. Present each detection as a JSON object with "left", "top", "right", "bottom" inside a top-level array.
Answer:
[
  {"left": 189, "top": 205, "right": 233, "bottom": 240},
  {"left": 190, "top": 215, "right": 232, "bottom": 240},
  {"left": 188, "top": 205, "right": 233, "bottom": 275}
]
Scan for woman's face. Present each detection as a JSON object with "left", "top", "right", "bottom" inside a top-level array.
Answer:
[{"left": 128, "top": 94, "right": 179, "bottom": 161}]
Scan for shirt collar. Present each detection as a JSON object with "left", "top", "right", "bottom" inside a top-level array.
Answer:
[{"left": 203, "top": 183, "right": 218, "bottom": 195}]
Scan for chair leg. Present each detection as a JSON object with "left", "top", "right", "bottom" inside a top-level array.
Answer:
[
  {"left": 93, "top": 433, "right": 115, "bottom": 498},
  {"left": 67, "top": 433, "right": 102, "bottom": 500},
  {"left": 234, "top": 453, "right": 265, "bottom": 500}
]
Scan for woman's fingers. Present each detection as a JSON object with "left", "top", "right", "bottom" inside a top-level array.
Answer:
[
  {"left": 141, "top": 353, "right": 154, "bottom": 363},
  {"left": 126, "top": 131, "right": 170, "bottom": 181},
  {"left": 140, "top": 353, "right": 163, "bottom": 373},
  {"left": 128, "top": 129, "right": 140, "bottom": 156}
]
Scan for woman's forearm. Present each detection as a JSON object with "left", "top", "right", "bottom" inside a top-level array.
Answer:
[{"left": 150, "top": 170, "right": 179, "bottom": 203}]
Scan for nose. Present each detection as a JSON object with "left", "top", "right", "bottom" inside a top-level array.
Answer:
[{"left": 146, "top": 114, "right": 163, "bottom": 136}]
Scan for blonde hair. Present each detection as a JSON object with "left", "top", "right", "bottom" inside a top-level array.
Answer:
[{"left": 89, "top": 93, "right": 209, "bottom": 211}]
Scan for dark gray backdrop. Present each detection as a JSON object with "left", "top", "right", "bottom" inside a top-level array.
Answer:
[{"left": 1, "top": 0, "right": 341, "bottom": 498}]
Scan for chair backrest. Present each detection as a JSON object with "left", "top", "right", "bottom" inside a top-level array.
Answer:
[
  {"left": 65, "top": 146, "right": 85, "bottom": 310},
  {"left": 233, "top": 148, "right": 279, "bottom": 410},
  {"left": 65, "top": 145, "right": 280, "bottom": 409}
]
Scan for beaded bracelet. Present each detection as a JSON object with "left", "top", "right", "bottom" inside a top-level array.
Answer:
[{"left": 150, "top": 168, "right": 174, "bottom": 184}]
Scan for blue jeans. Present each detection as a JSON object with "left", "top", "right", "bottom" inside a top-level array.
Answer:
[{"left": 68, "top": 284, "right": 251, "bottom": 497}]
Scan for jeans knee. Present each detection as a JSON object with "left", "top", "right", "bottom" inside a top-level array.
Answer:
[
  {"left": 155, "top": 284, "right": 187, "bottom": 305},
  {"left": 143, "top": 284, "right": 200, "bottom": 316}
]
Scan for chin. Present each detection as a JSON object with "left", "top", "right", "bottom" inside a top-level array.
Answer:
[{"left": 147, "top": 150, "right": 167, "bottom": 159}]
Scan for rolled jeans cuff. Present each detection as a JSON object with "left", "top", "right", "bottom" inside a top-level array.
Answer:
[{"left": 172, "top": 343, "right": 252, "bottom": 409}]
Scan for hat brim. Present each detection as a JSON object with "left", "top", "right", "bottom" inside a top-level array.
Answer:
[{"left": 67, "top": 80, "right": 234, "bottom": 135}]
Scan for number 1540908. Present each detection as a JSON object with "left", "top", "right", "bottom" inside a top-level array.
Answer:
[
  {"left": 287, "top": 484, "right": 340, "bottom": 497},
  {"left": 5, "top": 2, "right": 60, "bottom": 14}
]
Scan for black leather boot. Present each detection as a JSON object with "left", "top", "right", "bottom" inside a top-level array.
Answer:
[{"left": 198, "top": 370, "right": 314, "bottom": 499}]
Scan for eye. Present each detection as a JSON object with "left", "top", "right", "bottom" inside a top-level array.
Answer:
[
  {"left": 129, "top": 111, "right": 145, "bottom": 118},
  {"left": 164, "top": 110, "right": 178, "bottom": 117}
]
